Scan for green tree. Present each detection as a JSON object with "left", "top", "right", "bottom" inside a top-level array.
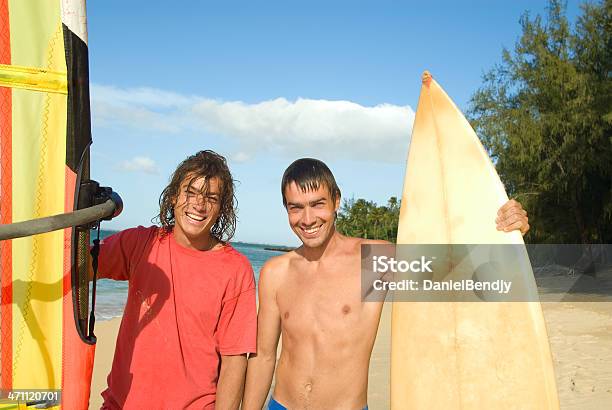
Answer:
[
  {"left": 336, "top": 196, "right": 401, "bottom": 242},
  {"left": 469, "top": 0, "right": 612, "bottom": 243}
]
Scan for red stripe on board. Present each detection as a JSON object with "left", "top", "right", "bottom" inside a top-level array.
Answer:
[
  {"left": 61, "top": 169, "right": 74, "bottom": 406},
  {"left": 0, "top": 0, "right": 13, "bottom": 391},
  {"left": 62, "top": 167, "right": 95, "bottom": 409},
  {"left": 61, "top": 169, "right": 75, "bottom": 406},
  {"left": 0, "top": 0, "right": 9, "bottom": 64}
]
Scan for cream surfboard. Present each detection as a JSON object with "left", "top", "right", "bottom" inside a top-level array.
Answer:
[{"left": 390, "top": 72, "right": 559, "bottom": 409}]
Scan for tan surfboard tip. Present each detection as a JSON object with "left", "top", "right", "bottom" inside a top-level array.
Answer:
[{"left": 422, "top": 70, "right": 432, "bottom": 87}]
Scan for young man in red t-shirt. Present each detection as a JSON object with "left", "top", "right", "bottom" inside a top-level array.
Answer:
[{"left": 97, "top": 150, "right": 256, "bottom": 409}]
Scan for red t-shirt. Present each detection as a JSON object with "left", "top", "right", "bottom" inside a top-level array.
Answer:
[{"left": 98, "top": 226, "right": 256, "bottom": 409}]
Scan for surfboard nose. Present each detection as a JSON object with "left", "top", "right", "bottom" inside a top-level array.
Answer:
[{"left": 422, "top": 70, "right": 432, "bottom": 86}]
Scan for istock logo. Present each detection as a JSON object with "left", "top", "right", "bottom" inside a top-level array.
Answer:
[{"left": 372, "top": 256, "right": 434, "bottom": 273}]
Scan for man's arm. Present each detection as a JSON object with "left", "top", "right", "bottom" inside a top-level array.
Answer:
[
  {"left": 242, "top": 261, "right": 282, "bottom": 410},
  {"left": 216, "top": 354, "right": 248, "bottom": 410},
  {"left": 88, "top": 227, "right": 151, "bottom": 281},
  {"left": 496, "top": 199, "right": 530, "bottom": 235}
]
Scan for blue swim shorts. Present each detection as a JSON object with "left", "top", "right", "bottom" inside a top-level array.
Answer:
[{"left": 268, "top": 397, "right": 368, "bottom": 410}]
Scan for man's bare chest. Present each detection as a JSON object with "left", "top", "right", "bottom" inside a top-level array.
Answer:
[{"left": 276, "top": 266, "right": 374, "bottom": 336}]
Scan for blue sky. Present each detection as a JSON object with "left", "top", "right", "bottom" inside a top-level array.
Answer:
[{"left": 87, "top": 0, "right": 582, "bottom": 245}]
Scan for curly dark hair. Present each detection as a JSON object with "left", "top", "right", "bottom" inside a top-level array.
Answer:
[{"left": 156, "top": 150, "right": 237, "bottom": 241}]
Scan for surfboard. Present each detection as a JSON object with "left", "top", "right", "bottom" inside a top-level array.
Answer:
[
  {"left": 390, "top": 72, "right": 559, "bottom": 409},
  {"left": 0, "top": 1, "right": 96, "bottom": 408}
]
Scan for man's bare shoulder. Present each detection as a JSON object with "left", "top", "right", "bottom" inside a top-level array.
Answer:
[
  {"left": 343, "top": 236, "right": 391, "bottom": 252},
  {"left": 360, "top": 238, "right": 392, "bottom": 246},
  {"left": 260, "top": 250, "right": 301, "bottom": 281},
  {"left": 331, "top": 236, "right": 392, "bottom": 260}
]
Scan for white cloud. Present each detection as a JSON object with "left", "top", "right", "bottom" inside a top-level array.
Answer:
[
  {"left": 91, "top": 84, "right": 415, "bottom": 162},
  {"left": 231, "top": 152, "right": 251, "bottom": 163},
  {"left": 116, "top": 156, "right": 159, "bottom": 175},
  {"left": 92, "top": 85, "right": 194, "bottom": 109}
]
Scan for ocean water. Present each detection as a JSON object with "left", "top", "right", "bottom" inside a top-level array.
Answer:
[{"left": 93, "top": 229, "right": 286, "bottom": 320}]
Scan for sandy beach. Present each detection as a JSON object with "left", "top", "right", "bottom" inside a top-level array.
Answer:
[
  {"left": 89, "top": 300, "right": 612, "bottom": 409},
  {"left": 90, "top": 319, "right": 121, "bottom": 409}
]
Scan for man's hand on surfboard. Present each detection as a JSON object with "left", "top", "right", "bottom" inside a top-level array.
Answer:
[{"left": 495, "top": 199, "right": 530, "bottom": 235}]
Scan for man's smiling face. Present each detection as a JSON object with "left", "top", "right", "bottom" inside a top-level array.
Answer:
[
  {"left": 172, "top": 175, "right": 221, "bottom": 249},
  {"left": 284, "top": 181, "right": 340, "bottom": 249}
]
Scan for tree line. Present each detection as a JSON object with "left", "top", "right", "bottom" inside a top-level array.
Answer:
[
  {"left": 338, "top": 1, "right": 610, "bottom": 244},
  {"left": 469, "top": 0, "right": 611, "bottom": 243},
  {"left": 336, "top": 197, "right": 400, "bottom": 242}
]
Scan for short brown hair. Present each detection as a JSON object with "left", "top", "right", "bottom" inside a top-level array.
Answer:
[
  {"left": 281, "top": 158, "right": 341, "bottom": 207},
  {"left": 156, "top": 150, "right": 237, "bottom": 241}
]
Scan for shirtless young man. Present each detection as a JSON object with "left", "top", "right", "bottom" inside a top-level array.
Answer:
[{"left": 243, "top": 158, "right": 529, "bottom": 410}]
